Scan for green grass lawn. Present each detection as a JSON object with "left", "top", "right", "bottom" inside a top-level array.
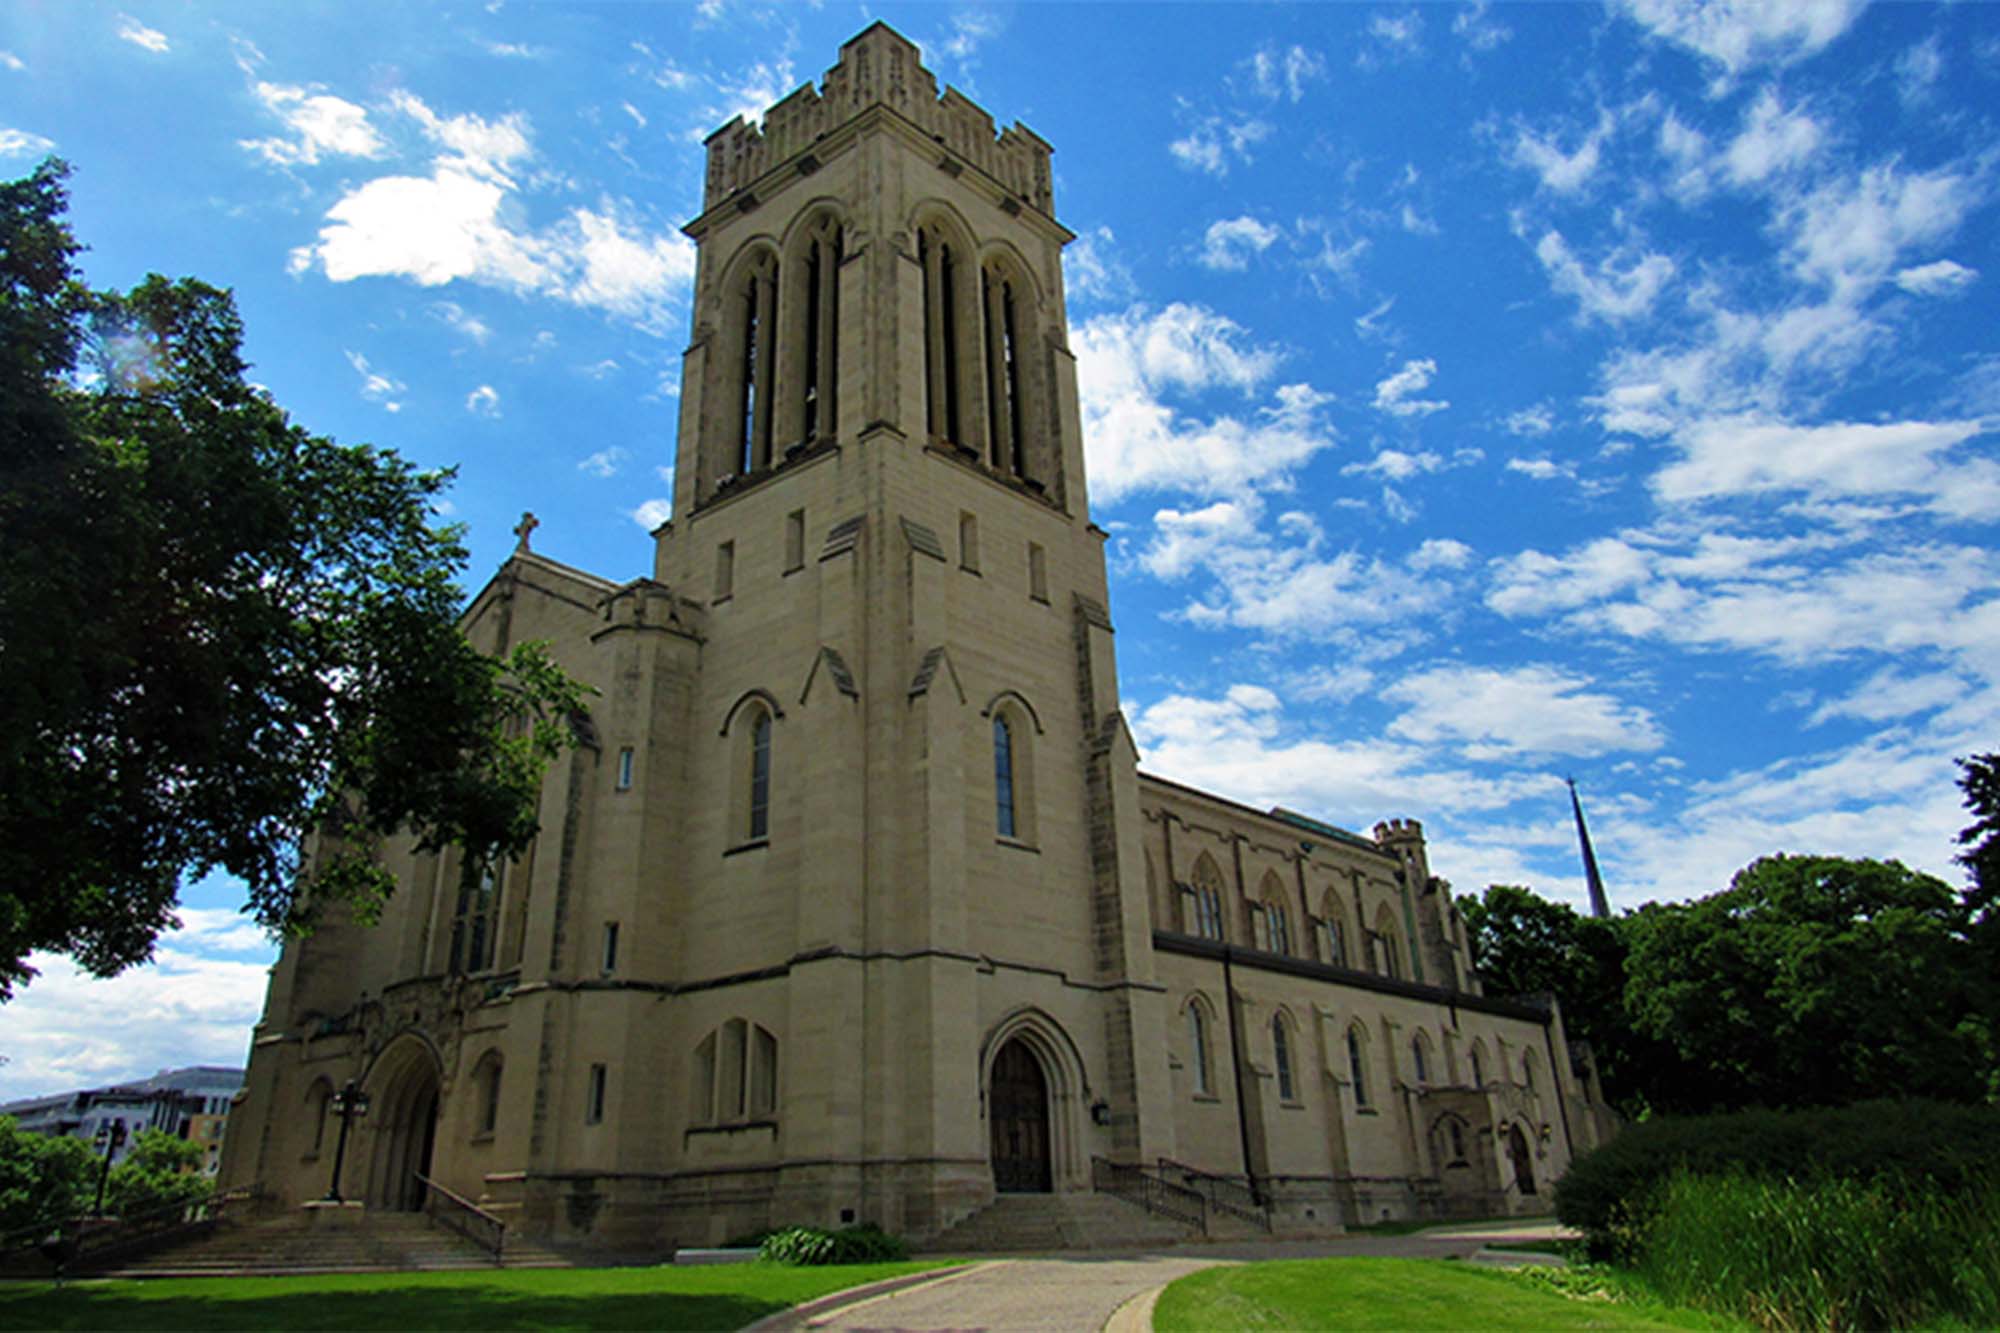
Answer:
[
  {"left": 0, "top": 1260, "right": 956, "bottom": 1331},
  {"left": 1153, "top": 1258, "right": 1737, "bottom": 1332}
]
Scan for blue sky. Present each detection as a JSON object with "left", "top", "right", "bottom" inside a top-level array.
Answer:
[{"left": 3, "top": 1, "right": 1996, "bottom": 1097}]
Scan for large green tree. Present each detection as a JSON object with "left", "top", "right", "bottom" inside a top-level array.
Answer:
[
  {"left": 0, "top": 160, "right": 590, "bottom": 997},
  {"left": 1622, "top": 854, "right": 1990, "bottom": 1110}
]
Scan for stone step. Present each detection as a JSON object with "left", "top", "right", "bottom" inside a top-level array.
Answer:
[
  {"left": 926, "top": 1191, "right": 1198, "bottom": 1253},
  {"left": 65, "top": 1210, "right": 576, "bottom": 1277}
]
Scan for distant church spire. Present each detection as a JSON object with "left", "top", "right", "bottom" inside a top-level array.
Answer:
[{"left": 1567, "top": 777, "right": 1611, "bottom": 919}]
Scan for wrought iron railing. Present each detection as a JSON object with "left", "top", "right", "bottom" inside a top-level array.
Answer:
[
  {"left": 0, "top": 1182, "right": 262, "bottom": 1277},
  {"left": 1158, "top": 1157, "right": 1273, "bottom": 1231},
  {"left": 1090, "top": 1156, "right": 1207, "bottom": 1233},
  {"left": 415, "top": 1173, "right": 506, "bottom": 1261}
]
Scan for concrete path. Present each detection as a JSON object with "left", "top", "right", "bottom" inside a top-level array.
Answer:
[{"left": 753, "top": 1221, "right": 1577, "bottom": 1332}]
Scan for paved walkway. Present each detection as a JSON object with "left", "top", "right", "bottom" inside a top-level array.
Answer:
[{"left": 754, "top": 1221, "right": 1575, "bottom": 1332}]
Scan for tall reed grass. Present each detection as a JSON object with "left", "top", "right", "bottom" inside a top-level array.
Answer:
[{"left": 1634, "top": 1169, "right": 2000, "bottom": 1330}]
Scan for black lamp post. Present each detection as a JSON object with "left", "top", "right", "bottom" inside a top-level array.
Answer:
[
  {"left": 321, "top": 1080, "right": 370, "bottom": 1204},
  {"left": 91, "top": 1120, "right": 127, "bottom": 1216}
]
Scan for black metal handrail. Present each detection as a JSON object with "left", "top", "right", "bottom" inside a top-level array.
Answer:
[
  {"left": 1091, "top": 1156, "right": 1207, "bottom": 1234},
  {"left": 415, "top": 1173, "right": 505, "bottom": 1261},
  {"left": 1, "top": 1182, "right": 262, "bottom": 1276},
  {"left": 1158, "top": 1157, "right": 1273, "bottom": 1231}
]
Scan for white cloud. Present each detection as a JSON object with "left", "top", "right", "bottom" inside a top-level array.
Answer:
[
  {"left": 1896, "top": 35, "right": 1943, "bottom": 106},
  {"left": 0, "top": 128, "right": 54, "bottom": 159},
  {"left": 702, "top": 59, "right": 798, "bottom": 134},
  {"left": 1510, "top": 111, "right": 1614, "bottom": 194},
  {"left": 1138, "top": 497, "right": 1459, "bottom": 640},
  {"left": 1169, "top": 115, "right": 1270, "bottom": 177},
  {"left": 116, "top": 14, "right": 169, "bottom": 53},
  {"left": 289, "top": 92, "right": 694, "bottom": 327},
  {"left": 1343, "top": 449, "right": 1442, "bottom": 482},
  {"left": 1505, "top": 404, "right": 1555, "bottom": 437},
  {"left": 1075, "top": 304, "right": 1343, "bottom": 504},
  {"left": 432, "top": 301, "right": 492, "bottom": 343},
  {"left": 935, "top": 10, "right": 1002, "bottom": 62},
  {"left": 1657, "top": 110, "right": 1713, "bottom": 200},
  {"left": 1534, "top": 230, "right": 1675, "bottom": 322},
  {"left": 1366, "top": 11, "right": 1424, "bottom": 59},
  {"left": 1612, "top": 0, "right": 1869, "bottom": 79},
  {"left": 1354, "top": 297, "right": 1395, "bottom": 340},
  {"left": 1893, "top": 259, "right": 1976, "bottom": 297},
  {"left": 1064, "top": 226, "right": 1133, "bottom": 305},
  {"left": 1248, "top": 44, "right": 1326, "bottom": 101},
  {"left": 1409, "top": 538, "right": 1474, "bottom": 571},
  {"left": 1723, "top": 88, "right": 1824, "bottom": 185},
  {"left": 1652, "top": 415, "right": 1995, "bottom": 519},
  {"left": 1129, "top": 685, "right": 1548, "bottom": 824},
  {"left": 631, "top": 497, "right": 673, "bottom": 529},
  {"left": 1507, "top": 457, "right": 1570, "bottom": 481},
  {"left": 1782, "top": 162, "right": 1972, "bottom": 291},
  {"left": 1, "top": 912, "right": 274, "bottom": 1097},
  {"left": 1488, "top": 536, "right": 1653, "bottom": 617},
  {"left": 241, "top": 81, "right": 386, "bottom": 168},
  {"left": 0, "top": 51, "right": 24, "bottom": 72},
  {"left": 578, "top": 446, "right": 626, "bottom": 477},
  {"left": 1199, "top": 216, "right": 1281, "bottom": 271},
  {"left": 621, "top": 102, "right": 648, "bottom": 129},
  {"left": 1384, "top": 664, "right": 1665, "bottom": 758},
  {"left": 480, "top": 39, "right": 546, "bottom": 59},
  {"left": 465, "top": 384, "right": 500, "bottom": 416},
  {"left": 1453, "top": 1, "right": 1512, "bottom": 51},
  {"left": 1809, "top": 667, "right": 1967, "bottom": 726},
  {"left": 345, "top": 350, "right": 405, "bottom": 412},
  {"left": 1373, "top": 357, "right": 1449, "bottom": 417}
]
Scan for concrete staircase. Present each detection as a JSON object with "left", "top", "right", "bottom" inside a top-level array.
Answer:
[
  {"left": 924, "top": 1192, "right": 1198, "bottom": 1254},
  {"left": 73, "top": 1209, "right": 573, "bottom": 1277}
]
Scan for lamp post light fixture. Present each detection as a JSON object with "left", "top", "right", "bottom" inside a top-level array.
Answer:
[
  {"left": 91, "top": 1120, "right": 128, "bottom": 1216},
  {"left": 321, "top": 1080, "right": 371, "bottom": 1204}
]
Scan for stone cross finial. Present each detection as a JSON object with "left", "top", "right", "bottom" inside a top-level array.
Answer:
[{"left": 513, "top": 512, "right": 539, "bottom": 552}]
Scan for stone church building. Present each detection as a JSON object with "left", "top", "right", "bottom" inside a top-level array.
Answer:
[{"left": 221, "top": 25, "right": 1611, "bottom": 1250}]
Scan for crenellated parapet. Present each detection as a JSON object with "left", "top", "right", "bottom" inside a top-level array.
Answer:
[{"left": 701, "top": 21, "right": 1054, "bottom": 216}]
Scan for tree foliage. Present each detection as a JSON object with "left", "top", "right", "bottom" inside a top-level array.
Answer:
[
  {"left": 0, "top": 1116, "right": 95, "bottom": 1234},
  {"left": 103, "top": 1129, "right": 210, "bottom": 1219},
  {"left": 0, "top": 160, "right": 591, "bottom": 996},
  {"left": 1623, "top": 855, "right": 1989, "bottom": 1110}
]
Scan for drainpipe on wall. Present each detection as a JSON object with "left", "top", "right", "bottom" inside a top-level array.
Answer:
[{"left": 1221, "top": 945, "right": 1263, "bottom": 1207}]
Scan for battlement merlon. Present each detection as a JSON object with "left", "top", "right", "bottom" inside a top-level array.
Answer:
[{"left": 698, "top": 22, "right": 1056, "bottom": 220}]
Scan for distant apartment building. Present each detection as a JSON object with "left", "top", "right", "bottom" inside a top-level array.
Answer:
[{"left": 1, "top": 1066, "right": 244, "bottom": 1174}]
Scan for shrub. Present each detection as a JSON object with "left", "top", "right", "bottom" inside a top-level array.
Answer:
[
  {"left": 1635, "top": 1169, "right": 2000, "bottom": 1330},
  {"left": 759, "top": 1223, "right": 907, "bottom": 1266},
  {"left": 1555, "top": 1099, "right": 2000, "bottom": 1257}
]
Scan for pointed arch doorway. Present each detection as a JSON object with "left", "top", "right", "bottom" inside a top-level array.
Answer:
[
  {"left": 988, "top": 1038, "right": 1052, "bottom": 1194},
  {"left": 366, "top": 1036, "right": 443, "bottom": 1211}
]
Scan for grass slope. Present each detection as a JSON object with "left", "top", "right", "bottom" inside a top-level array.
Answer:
[
  {"left": 0, "top": 1260, "right": 953, "bottom": 1331},
  {"left": 1153, "top": 1258, "right": 1731, "bottom": 1332}
]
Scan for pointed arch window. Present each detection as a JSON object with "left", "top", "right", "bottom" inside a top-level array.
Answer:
[
  {"left": 1187, "top": 1001, "right": 1213, "bottom": 1096},
  {"left": 1268, "top": 900, "right": 1291, "bottom": 955},
  {"left": 1411, "top": 1033, "right": 1430, "bottom": 1085},
  {"left": 1347, "top": 1026, "right": 1370, "bottom": 1108},
  {"left": 994, "top": 715, "right": 1017, "bottom": 838},
  {"left": 1273, "top": 1014, "right": 1296, "bottom": 1102},
  {"left": 1185, "top": 857, "right": 1227, "bottom": 941},
  {"left": 449, "top": 861, "right": 500, "bottom": 975},
  {"left": 919, "top": 224, "right": 965, "bottom": 447},
  {"left": 1470, "top": 1042, "right": 1486, "bottom": 1088},
  {"left": 736, "top": 251, "right": 780, "bottom": 474},
  {"left": 799, "top": 216, "right": 842, "bottom": 445},
  {"left": 982, "top": 265, "right": 1029, "bottom": 478},
  {"left": 749, "top": 711, "right": 772, "bottom": 840}
]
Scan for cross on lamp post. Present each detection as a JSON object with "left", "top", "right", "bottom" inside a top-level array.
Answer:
[
  {"left": 91, "top": 1120, "right": 127, "bottom": 1216},
  {"left": 321, "top": 1080, "right": 370, "bottom": 1204}
]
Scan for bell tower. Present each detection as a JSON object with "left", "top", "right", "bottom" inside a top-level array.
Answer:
[{"left": 644, "top": 22, "right": 1172, "bottom": 1237}]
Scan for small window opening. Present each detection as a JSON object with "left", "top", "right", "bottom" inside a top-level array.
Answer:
[
  {"left": 1028, "top": 543, "right": 1048, "bottom": 603},
  {"left": 959, "top": 511, "right": 980, "bottom": 572},
  {"left": 714, "top": 541, "right": 734, "bottom": 602},
  {"left": 586, "top": 1063, "right": 607, "bottom": 1124},
  {"left": 616, "top": 747, "right": 634, "bottom": 790},
  {"left": 601, "top": 922, "right": 620, "bottom": 975},
  {"left": 785, "top": 509, "right": 805, "bottom": 572}
]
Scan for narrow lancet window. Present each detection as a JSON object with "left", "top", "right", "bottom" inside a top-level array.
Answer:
[
  {"left": 749, "top": 711, "right": 772, "bottom": 840},
  {"left": 994, "top": 715, "right": 1016, "bottom": 838}
]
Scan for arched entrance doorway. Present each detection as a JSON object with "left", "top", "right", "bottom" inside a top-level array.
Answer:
[
  {"left": 988, "top": 1038, "right": 1052, "bottom": 1194},
  {"left": 366, "top": 1036, "right": 443, "bottom": 1211},
  {"left": 1506, "top": 1124, "right": 1537, "bottom": 1196}
]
